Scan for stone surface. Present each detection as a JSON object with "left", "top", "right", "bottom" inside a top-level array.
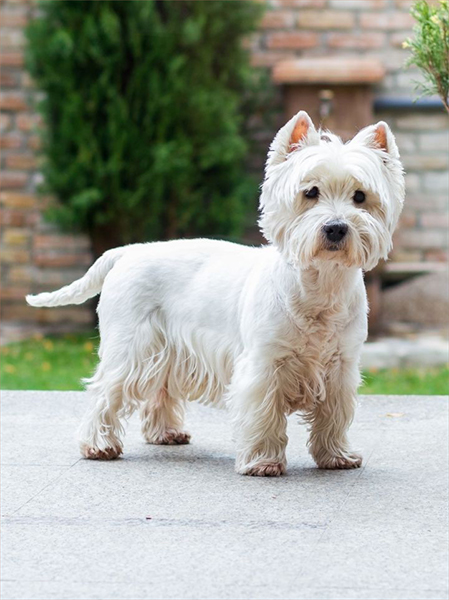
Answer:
[
  {"left": 381, "top": 271, "right": 449, "bottom": 327},
  {"left": 361, "top": 335, "right": 449, "bottom": 369},
  {"left": 272, "top": 57, "right": 385, "bottom": 83},
  {"left": 1, "top": 391, "right": 448, "bottom": 600}
]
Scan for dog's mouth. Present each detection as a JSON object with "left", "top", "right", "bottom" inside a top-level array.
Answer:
[{"left": 322, "top": 241, "right": 346, "bottom": 253}]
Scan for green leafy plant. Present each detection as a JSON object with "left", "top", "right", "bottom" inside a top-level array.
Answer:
[
  {"left": 403, "top": 0, "right": 449, "bottom": 113},
  {"left": 26, "top": 1, "right": 265, "bottom": 256}
]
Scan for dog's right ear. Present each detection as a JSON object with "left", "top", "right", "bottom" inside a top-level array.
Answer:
[{"left": 266, "top": 111, "right": 319, "bottom": 168}]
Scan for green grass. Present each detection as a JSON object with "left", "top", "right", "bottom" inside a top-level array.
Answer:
[
  {"left": 1, "top": 332, "right": 99, "bottom": 391},
  {"left": 1, "top": 331, "right": 448, "bottom": 395},
  {"left": 361, "top": 366, "right": 448, "bottom": 395}
]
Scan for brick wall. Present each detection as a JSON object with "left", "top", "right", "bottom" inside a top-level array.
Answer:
[
  {"left": 1, "top": 0, "right": 448, "bottom": 334},
  {"left": 1, "top": 0, "right": 93, "bottom": 335}
]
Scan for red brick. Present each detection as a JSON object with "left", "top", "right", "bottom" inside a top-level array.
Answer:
[
  {"left": 16, "top": 113, "right": 41, "bottom": 131},
  {"left": 267, "top": 32, "right": 319, "bottom": 49},
  {"left": 0, "top": 192, "right": 36, "bottom": 208},
  {"left": 329, "top": 0, "right": 387, "bottom": 7},
  {"left": 276, "top": 0, "right": 326, "bottom": 6},
  {"left": 399, "top": 212, "right": 417, "bottom": 227},
  {"left": 0, "top": 70, "right": 18, "bottom": 87},
  {"left": 0, "top": 52, "right": 24, "bottom": 67},
  {"left": 28, "top": 135, "right": 41, "bottom": 150},
  {"left": 0, "top": 171, "right": 28, "bottom": 189},
  {"left": 297, "top": 10, "right": 355, "bottom": 29},
  {"left": 420, "top": 212, "right": 449, "bottom": 228},
  {"left": 395, "top": 0, "right": 441, "bottom": 6},
  {"left": 0, "top": 113, "right": 12, "bottom": 132},
  {"left": 35, "top": 268, "right": 88, "bottom": 288},
  {"left": 390, "top": 32, "right": 411, "bottom": 48},
  {"left": 0, "top": 132, "right": 24, "bottom": 149},
  {"left": 251, "top": 51, "right": 296, "bottom": 68},
  {"left": 0, "top": 286, "right": 31, "bottom": 301},
  {"left": 0, "top": 304, "right": 42, "bottom": 323},
  {"left": 396, "top": 229, "right": 448, "bottom": 249},
  {"left": 260, "top": 11, "right": 294, "bottom": 29},
  {"left": 0, "top": 30, "right": 25, "bottom": 49},
  {"left": 0, "top": 11, "right": 29, "bottom": 27},
  {"left": 34, "top": 234, "right": 91, "bottom": 250},
  {"left": 21, "top": 72, "right": 34, "bottom": 88},
  {"left": 7, "top": 266, "right": 34, "bottom": 284},
  {"left": 328, "top": 32, "right": 386, "bottom": 49},
  {"left": 33, "top": 307, "right": 94, "bottom": 326},
  {"left": 424, "top": 250, "right": 449, "bottom": 262},
  {"left": 0, "top": 209, "right": 27, "bottom": 227},
  {"left": 360, "top": 12, "right": 414, "bottom": 30},
  {"left": 402, "top": 155, "right": 447, "bottom": 170},
  {"left": 5, "top": 154, "right": 38, "bottom": 170},
  {"left": 2, "top": 228, "right": 31, "bottom": 246},
  {"left": 390, "top": 250, "right": 423, "bottom": 263},
  {"left": 34, "top": 253, "right": 93, "bottom": 268},
  {"left": 0, "top": 92, "right": 28, "bottom": 111},
  {"left": 0, "top": 248, "right": 30, "bottom": 263}
]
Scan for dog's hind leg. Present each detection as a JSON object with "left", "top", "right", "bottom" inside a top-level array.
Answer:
[
  {"left": 78, "top": 342, "right": 137, "bottom": 460},
  {"left": 140, "top": 387, "right": 190, "bottom": 445},
  {"left": 78, "top": 374, "right": 126, "bottom": 460}
]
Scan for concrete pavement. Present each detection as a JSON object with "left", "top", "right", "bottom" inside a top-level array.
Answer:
[{"left": 1, "top": 391, "right": 448, "bottom": 600}]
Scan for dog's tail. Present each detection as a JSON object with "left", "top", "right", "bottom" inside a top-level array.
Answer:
[{"left": 26, "top": 247, "right": 126, "bottom": 308}]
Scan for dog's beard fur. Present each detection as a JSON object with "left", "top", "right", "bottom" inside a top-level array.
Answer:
[{"left": 26, "top": 111, "right": 405, "bottom": 476}]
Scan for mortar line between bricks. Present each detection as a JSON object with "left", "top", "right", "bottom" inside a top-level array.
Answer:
[{"left": 9, "top": 458, "right": 82, "bottom": 516}]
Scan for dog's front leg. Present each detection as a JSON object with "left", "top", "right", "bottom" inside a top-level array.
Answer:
[
  {"left": 307, "top": 358, "right": 362, "bottom": 469},
  {"left": 230, "top": 356, "right": 288, "bottom": 477}
]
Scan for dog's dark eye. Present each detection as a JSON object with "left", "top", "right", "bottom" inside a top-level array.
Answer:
[
  {"left": 353, "top": 190, "right": 366, "bottom": 204},
  {"left": 304, "top": 186, "right": 319, "bottom": 199}
]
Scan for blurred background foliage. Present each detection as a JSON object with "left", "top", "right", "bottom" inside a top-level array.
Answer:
[{"left": 26, "top": 0, "right": 267, "bottom": 256}]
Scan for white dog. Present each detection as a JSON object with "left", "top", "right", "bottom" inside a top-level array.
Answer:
[{"left": 27, "top": 111, "right": 404, "bottom": 476}]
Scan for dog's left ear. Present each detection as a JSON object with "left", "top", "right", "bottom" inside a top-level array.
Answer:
[
  {"left": 266, "top": 110, "right": 320, "bottom": 168},
  {"left": 351, "top": 121, "right": 400, "bottom": 159}
]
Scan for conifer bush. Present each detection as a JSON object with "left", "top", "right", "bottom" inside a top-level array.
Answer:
[
  {"left": 26, "top": 1, "right": 264, "bottom": 255},
  {"left": 403, "top": 0, "right": 449, "bottom": 113}
]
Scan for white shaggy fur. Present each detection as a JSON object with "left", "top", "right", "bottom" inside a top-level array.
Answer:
[{"left": 27, "top": 111, "right": 404, "bottom": 476}]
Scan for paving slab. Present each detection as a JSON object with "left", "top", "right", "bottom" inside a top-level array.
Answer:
[{"left": 1, "top": 391, "right": 448, "bottom": 600}]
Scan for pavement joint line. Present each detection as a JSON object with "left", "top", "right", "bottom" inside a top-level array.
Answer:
[
  {"left": 0, "top": 579, "right": 447, "bottom": 594},
  {"left": 9, "top": 460, "right": 82, "bottom": 517},
  {"left": 2, "top": 577, "right": 444, "bottom": 592}
]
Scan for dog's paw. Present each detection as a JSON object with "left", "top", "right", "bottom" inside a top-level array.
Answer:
[
  {"left": 316, "top": 452, "right": 362, "bottom": 470},
  {"left": 81, "top": 444, "right": 122, "bottom": 460},
  {"left": 240, "top": 462, "right": 286, "bottom": 477},
  {"left": 148, "top": 430, "right": 191, "bottom": 445}
]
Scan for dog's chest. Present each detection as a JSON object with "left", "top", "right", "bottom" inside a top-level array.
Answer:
[{"left": 281, "top": 303, "right": 350, "bottom": 413}]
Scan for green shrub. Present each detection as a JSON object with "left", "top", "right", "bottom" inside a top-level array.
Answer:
[
  {"left": 26, "top": 0, "right": 265, "bottom": 255},
  {"left": 404, "top": 0, "right": 449, "bottom": 113}
]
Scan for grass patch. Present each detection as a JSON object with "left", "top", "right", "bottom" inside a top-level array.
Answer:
[
  {"left": 1, "top": 331, "right": 448, "bottom": 395},
  {"left": 361, "top": 366, "right": 448, "bottom": 395},
  {"left": 1, "top": 332, "right": 99, "bottom": 391}
]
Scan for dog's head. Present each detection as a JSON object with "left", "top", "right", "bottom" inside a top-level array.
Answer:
[{"left": 259, "top": 111, "right": 405, "bottom": 271}]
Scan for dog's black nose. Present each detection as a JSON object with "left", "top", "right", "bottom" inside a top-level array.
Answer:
[{"left": 323, "top": 221, "right": 348, "bottom": 243}]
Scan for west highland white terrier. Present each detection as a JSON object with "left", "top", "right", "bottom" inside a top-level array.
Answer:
[{"left": 27, "top": 111, "right": 404, "bottom": 476}]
